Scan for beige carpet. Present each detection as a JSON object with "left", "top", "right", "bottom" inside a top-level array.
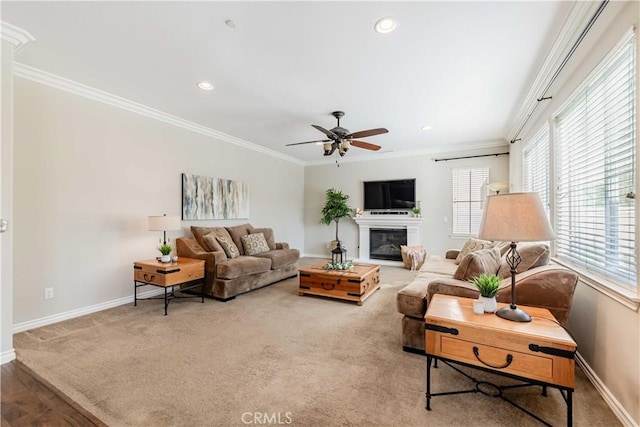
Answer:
[{"left": 14, "top": 258, "right": 619, "bottom": 426}]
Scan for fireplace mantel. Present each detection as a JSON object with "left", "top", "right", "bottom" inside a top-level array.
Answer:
[{"left": 353, "top": 216, "right": 423, "bottom": 265}]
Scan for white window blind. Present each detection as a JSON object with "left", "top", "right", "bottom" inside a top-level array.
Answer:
[
  {"left": 452, "top": 167, "right": 489, "bottom": 235},
  {"left": 555, "top": 31, "right": 636, "bottom": 289},
  {"left": 523, "top": 125, "right": 550, "bottom": 215}
]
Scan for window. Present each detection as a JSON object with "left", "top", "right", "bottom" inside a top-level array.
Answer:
[
  {"left": 452, "top": 167, "right": 489, "bottom": 235},
  {"left": 554, "top": 31, "right": 636, "bottom": 290},
  {"left": 523, "top": 124, "right": 550, "bottom": 215}
]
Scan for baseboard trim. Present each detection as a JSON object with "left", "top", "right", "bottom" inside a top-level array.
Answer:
[
  {"left": 576, "top": 352, "right": 637, "bottom": 427},
  {"left": 12, "top": 288, "right": 165, "bottom": 334},
  {"left": 1, "top": 348, "right": 16, "bottom": 364}
]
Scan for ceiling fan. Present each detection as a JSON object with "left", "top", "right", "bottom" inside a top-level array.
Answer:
[{"left": 286, "top": 111, "right": 388, "bottom": 157}]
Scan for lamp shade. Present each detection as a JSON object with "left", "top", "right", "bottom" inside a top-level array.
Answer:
[
  {"left": 478, "top": 193, "right": 554, "bottom": 242},
  {"left": 148, "top": 215, "right": 181, "bottom": 231}
]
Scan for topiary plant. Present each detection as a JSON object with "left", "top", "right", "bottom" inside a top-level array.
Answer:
[{"left": 320, "top": 188, "right": 351, "bottom": 243}]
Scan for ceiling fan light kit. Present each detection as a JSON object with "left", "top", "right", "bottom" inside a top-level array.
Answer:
[{"left": 286, "top": 111, "right": 388, "bottom": 161}]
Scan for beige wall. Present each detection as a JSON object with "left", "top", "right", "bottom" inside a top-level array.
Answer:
[
  {"left": 304, "top": 147, "right": 509, "bottom": 259},
  {"left": 12, "top": 78, "right": 305, "bottom": 325},
  {"left": 511, "top": 1, "right": 640, "bottom": 423}
]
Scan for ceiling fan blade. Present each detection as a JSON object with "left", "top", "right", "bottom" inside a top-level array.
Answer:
[
  {"left": 351, "top": 140, "right": 382, "bottom": 151},
  {"left": 312, "top": 125, "right": 338, "bottom": 139},
  {"left": 285, "top": 139, "right": 331, "bottom": 146},
  {"left": 347, "top": 128, "right": 389, "bottom": 139}
]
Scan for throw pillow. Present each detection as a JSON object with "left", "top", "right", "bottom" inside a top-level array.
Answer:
[
  {"left": 241, "top": 233, "right": 270, "bottom": 256},
  {"left": 202, "top": 232, "right": 225, "bottom": 253},
  {"left": 225, "top": 223, "right": 254, "bottom": 255},
  {"left": 497, "top": 243, "right": 550, "bottom": 279},
  {"left": 251, "top": 228, "right": 276, "bottom": 250},
  {"left": 216, "top": 236, "right": 240, "bottom": 259},
  {"left": 455, "top": 238, "right": 494, "bottom": 264},
  {"left": 400, "top": 245, "right": 427, "bottom": 271},
  {"left": 453, "top": 247, "right": 502, "bottom": 281}
]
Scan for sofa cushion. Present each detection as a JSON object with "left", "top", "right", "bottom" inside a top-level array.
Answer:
[
  {"left": 202, "top": 232, "right": 225, "bottom": 253},
  {"left": 216, "top": 256, "right": 272, "bottom": 279},
  {"left": 497, "top": 243, "right": 550, "bottom": 278},
  {"left": 216, "top": 236, "right": 240, "bottom": 259},
  {"left": 251, "top": 228, "right": 276, "bottom": 250},
  {"left": 191, "top": 226, "right": 232, "bottom": 252},
  {"left": 225, "top": 223, "right": 254, "bottom": 255},
  {"left": 418, "top": 255, "right": 457, "bottom": 276},
  {"left": 453, "top": 247, "right": 502, "bottom": 281},
  {"left": 253, "top": 248, "right": 300, "bottom": 269},
  {"left": 455, "top": 238, "right": 494, "bottom": 264},
  {"left": 241, "top": 233, "right": 270, "bottom": 255}
]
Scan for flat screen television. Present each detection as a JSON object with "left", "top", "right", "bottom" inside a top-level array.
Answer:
[{"left": 364, "top": 179, "right": 416, "bottom": 210}]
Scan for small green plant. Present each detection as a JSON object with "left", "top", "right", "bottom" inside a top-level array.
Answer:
[
  {"left": 323, "top": 260, "right": 354, "bottom": 271},
  {"left": 411, "top": 206, "right": 421, "bottom": 215},
  {"left": 158, "top": 244, "right": 172, "bottom": 256},
  {"left": 470, "top": 273, "right": 501, "bottom": 298}
]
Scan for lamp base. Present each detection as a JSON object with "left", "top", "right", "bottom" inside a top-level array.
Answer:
[{"left": 496, "top": 305, "right": 531, "bottom": 322}]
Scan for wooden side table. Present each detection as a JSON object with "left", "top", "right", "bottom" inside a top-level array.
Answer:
[
  {"left": 133, "top": 257, "right": 205, "bottom": 315},
  {"left": 425, "top": 294, "right": 577, "bottom": 426}
]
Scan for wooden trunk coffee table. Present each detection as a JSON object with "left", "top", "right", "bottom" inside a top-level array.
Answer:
[{"left": 298, "top": 262, "right": 380, "bottom": 305}]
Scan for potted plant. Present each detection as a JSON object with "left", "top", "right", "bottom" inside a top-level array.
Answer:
[
  {"left": 411, "top": 201, "right": 422, "bottom": 217},
  {"left": 470, "top": 273, "right": 500, "bottom": 313},
  {"left": 320, "top": 188, "right": 351, "bottom": 246},
  {"left": 158, "top": 244, "right": 172, "bottom": 263}
]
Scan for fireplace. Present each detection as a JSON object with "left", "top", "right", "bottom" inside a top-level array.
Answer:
[
  {"left": 369, "top": 228, "right": 407, "bottom": 261},
  {"left": 354, "top": 215, "right": 422, "bottom": 265}
]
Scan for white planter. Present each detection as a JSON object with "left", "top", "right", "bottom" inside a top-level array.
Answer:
[
  {"left": 160, "top": 254, "right": 171, "bottom": 263},
  {"left": 479, "top": 296, "right": 497, "bottom": 313}
]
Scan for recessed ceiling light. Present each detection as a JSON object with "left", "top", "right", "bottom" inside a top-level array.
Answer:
[
  {"left": 197, "top": 81, "right": 214, "bottom": 91},
  {"left": 421, "top": 125, "right": 432, "bottom": 131},
  {"left": 374, "top": 17, "right": 397, "bottom": 34}
]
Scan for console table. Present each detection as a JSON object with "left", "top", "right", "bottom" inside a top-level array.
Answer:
[
  {"left": 133, "top": 257, "right": 205, "bottom": 315},
  {"left": 425, "top": 295, "right": 577, "bottom": 426}
]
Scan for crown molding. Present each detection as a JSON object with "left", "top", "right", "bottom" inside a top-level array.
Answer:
[
  {"left": 12, "top": 63, "right": 306, "bottom": 166},
  {"left": 506, "top": 1, "right": 604, "bottom": 140},
  {"left": 1, "top": 21, "right": 35, "bottom": 52},
  {"left": 304, "top": 139, "right": 509, "bottom": 167}
]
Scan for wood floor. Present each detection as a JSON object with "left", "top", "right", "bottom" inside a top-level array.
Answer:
[{"left": 1, "top": 360, "right": 105, "bottom": 426}]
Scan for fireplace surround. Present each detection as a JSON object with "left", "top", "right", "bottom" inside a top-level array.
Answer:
[{"left": 354, "top": 216, "right": 423, "bottom": 265}]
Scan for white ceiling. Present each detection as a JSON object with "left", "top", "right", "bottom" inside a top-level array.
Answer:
[{"left": 2, "top": 1, "right": 574, "bottom": 164}]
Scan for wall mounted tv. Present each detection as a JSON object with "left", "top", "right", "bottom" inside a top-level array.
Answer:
[{"left": 364, "top": 179, "right": 416, "bottom": 210}]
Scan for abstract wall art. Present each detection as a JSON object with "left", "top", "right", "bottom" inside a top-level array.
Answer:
[{"left": 182, "top": 173, "right": 249, "bottom": 220}]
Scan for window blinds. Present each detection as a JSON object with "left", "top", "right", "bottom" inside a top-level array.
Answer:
[
  {"left": 452, "top": 167, "right": 489, "bottom": 235},
  {"left": 523, "top": 125, "right": 550, "bottom": 216},
  {"left": 555, "top": 31, "right": 636, "bottom": 289}
]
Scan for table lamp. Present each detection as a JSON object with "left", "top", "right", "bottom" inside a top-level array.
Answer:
[
  {"left": 148, "top": 214, "right": 181, "bottom": 245},
  {"left": 477, "top": 193, "right": 554, "bottom": 322}
]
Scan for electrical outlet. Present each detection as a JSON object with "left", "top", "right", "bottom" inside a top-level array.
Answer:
[
  {"left": 443, "top": 216, "right": 448, "bottom": 223},
  {"left": 44, "top": 287, "right": 54, "bottom": 300}
]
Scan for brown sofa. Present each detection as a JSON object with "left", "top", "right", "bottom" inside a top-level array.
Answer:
[
  {"left": 396, "top": 242, "right": 578, "bottom": 353},
  {"left": 176, "top": 224, "right": 300, "bottom": 301}
]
